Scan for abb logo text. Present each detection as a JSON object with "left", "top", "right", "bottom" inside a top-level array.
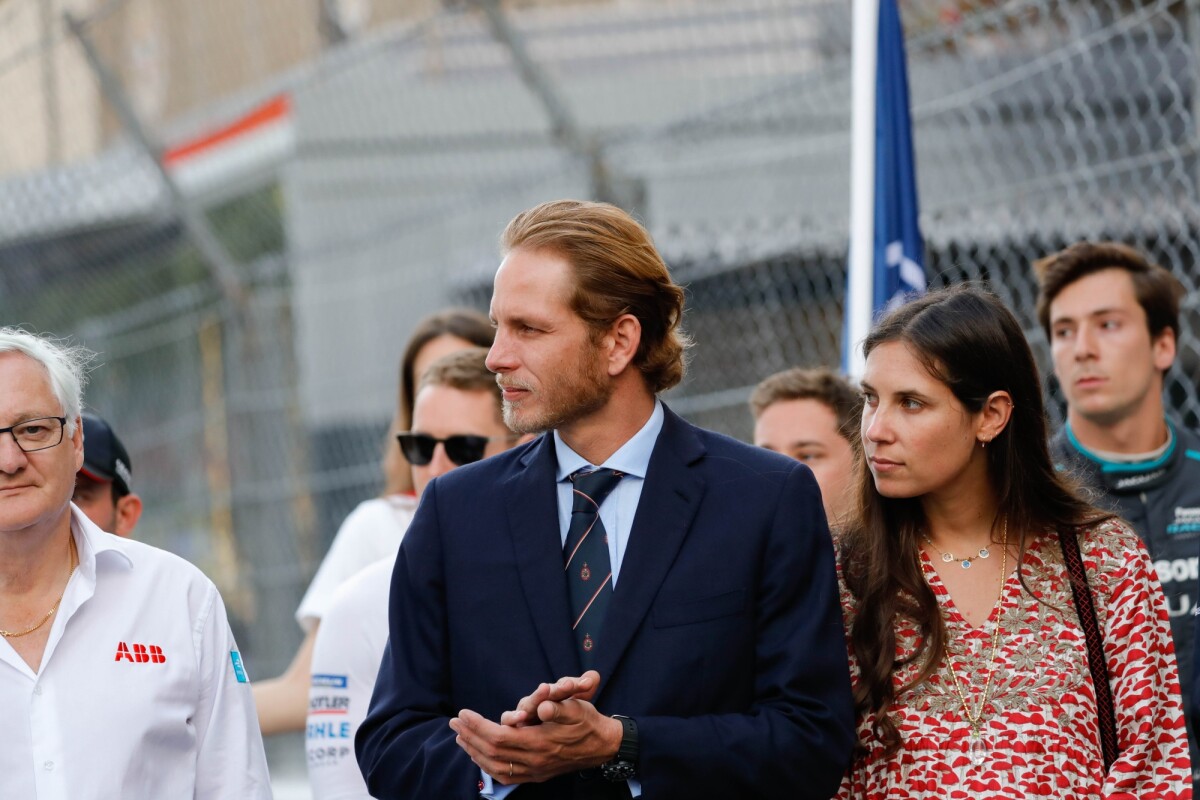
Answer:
[{"left": 114, "top": 642, "right": 166, "bottom": 664}]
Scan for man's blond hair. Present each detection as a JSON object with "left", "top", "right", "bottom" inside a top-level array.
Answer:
[{"left": 501, "top": 200, "right": 690, "bottom": 393}]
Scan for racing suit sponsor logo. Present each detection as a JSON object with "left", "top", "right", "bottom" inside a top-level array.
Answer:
[
  {"left": 1154, "top": 557, "right": 1198, "bottom": 619},
  {"left": 307, "top": 691, "right": 354, "bottom": 768},
  {"left": 1168, "top": 506, "right": 1200, "bottom": 535},
  {"left": 309, "top": 695, "right": 350, "bottom": 714},
  {"left": 1113, "top": 469, "right": 1166, "bottom": 490},
  {"left": 306, "top": 714, "right": 352, "bottom": 743},
  {"left": 1154, "top": 557, "right": 1198, "bottom": 585},
  {"left": 307, "top": 743, "right": 353, "bottom": 768},
  {"left": 311, "top": 673, "right": 348, "bottom": 688}
]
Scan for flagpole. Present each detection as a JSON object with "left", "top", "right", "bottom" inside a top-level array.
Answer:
[{"left": 845, "top": 0, "right": 879, "bottom": 380}]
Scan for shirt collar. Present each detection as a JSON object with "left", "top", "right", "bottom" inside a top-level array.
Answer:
[
  {"left": 553, "top": 400, "right": 664, "bottom": 482},
  {"left": 70, "top": 502, "right": 134, "bottom": 576},
  {"left": 1065, "top": 417, "right": 1179, "bottom": 472}
]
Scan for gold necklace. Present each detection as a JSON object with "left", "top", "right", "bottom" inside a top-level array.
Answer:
[
  {"left": 940, "top": 517, "right": 1009, "bottom": 767},
  {"left": 0, "top": 538, "right": 78, "bottom": 639},
  {"left": 922, "top": 533, "right": 991, "bottom": 569}
]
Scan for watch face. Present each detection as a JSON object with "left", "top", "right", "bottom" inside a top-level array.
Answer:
[{"left": 600, "top": 760, "right": 637, "bottom": 782}]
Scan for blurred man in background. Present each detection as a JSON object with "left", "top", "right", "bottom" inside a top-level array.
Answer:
[
  {"left": 306, "top": 347, "right": 523, "bottom": 800},
  {"left": 71, "top": 413, "right": 142, "bottom": 537},
  {"left": 1035, "top": 241, "right": 1200, "bottom": 789},
  {"left": 750, "top": 366, "right": 859, "bottom": 530},
  {"left": 255, "top": 309, "right": 494, "bottom": 737}
]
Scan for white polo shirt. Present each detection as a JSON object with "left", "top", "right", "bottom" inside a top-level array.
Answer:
[
  {"left": 306, "top": 557, "right": 392, "bottom": 800},
  {"left": 0, "top": 506, "right": 272, "bottom": 800}
]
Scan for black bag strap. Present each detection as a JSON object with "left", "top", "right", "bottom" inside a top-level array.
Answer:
[{"left": 1058, "top": 527, "right": 1119, "bottom": 771}]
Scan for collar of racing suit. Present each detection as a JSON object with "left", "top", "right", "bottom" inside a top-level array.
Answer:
[{"left": 1060, "top": 417, "right": 1183, "bottom": 494}]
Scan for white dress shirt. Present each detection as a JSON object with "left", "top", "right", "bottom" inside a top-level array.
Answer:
[
  {"left": 482, "top": 401, "right": 663, "bottom": 799},
  {"left": 0, "top": 506, "right": 272, "bottom": 800},
  {"left": 306, "top": 558, "right": 393, "bottom": 800}
]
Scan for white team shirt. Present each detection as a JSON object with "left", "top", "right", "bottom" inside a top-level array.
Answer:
[
  {"left": 0, "top": 506, "right": 272, "bottom": 800},
  {"left": 295, "top": 495, "right": 416, "bottom": 631},
  {"left": 306, "top": 558, "right": 393, "bottom": 800}
]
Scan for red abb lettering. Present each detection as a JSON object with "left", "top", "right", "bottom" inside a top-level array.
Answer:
[{"left": 114, "top": 642, "right": 166, "bottom": 664}]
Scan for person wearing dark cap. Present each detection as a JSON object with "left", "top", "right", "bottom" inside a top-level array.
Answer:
[{"left": 72, "top": 413, "right": 142, "bottom": 537}]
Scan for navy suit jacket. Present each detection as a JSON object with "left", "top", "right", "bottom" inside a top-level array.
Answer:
[{"left": 357, "top": 405, "right": 854, "bottom": 799}]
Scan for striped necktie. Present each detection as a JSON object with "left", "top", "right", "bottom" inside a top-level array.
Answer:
[{"left": 564, "top": 468, "right": 623, "bottom": 666}]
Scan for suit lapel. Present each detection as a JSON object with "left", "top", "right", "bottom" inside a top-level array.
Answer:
[
  {"left": 504, "top": 435, "right": 581, "bottom": 678},
  {"left": 593, "top": 407, "right": 706, "bottom": 690}
]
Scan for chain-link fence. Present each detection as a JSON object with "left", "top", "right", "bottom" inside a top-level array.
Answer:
[{"left": 3, "top": 0, "right": 1200, "bottom": 786}]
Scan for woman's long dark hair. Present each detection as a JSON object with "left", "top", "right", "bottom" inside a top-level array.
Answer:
[{"left": 839, "top": 286, "right": 1109, "bottom": 756}]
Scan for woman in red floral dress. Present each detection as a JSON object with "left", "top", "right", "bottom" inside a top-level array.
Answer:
[{"left": 837, "top": 287, "right": 1190, "bottom": 799}]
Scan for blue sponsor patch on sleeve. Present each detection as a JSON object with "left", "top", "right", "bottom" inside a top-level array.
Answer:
[
  {"left": 312, "top": 673, "right": 348, "bottom": 689},
  {"left": 230, "top": 650, "right": 249, "bottom": 683}
]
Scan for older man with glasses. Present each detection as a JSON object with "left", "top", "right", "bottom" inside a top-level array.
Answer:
[
  {"left": 305, "top": 346, "right": 525, "bottom": 800},
  {"left": 0, "top": 327, "right": 270, "bottom": 799}
]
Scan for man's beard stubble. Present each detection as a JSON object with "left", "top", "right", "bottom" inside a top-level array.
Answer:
[{"left": 500, "top": 353, "right": 613, "bottom": 435}]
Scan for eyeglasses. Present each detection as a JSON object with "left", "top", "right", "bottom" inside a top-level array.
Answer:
[
  {"left": 0, "top": 416, "right": 67, "bottom": 453},
  {"left": 396, "top": 432, "right": 511, "bottom": 467}
]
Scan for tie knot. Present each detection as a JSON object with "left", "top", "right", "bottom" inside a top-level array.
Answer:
[{"left": 569, "top": 468, "right": 623, "bottom": 514}]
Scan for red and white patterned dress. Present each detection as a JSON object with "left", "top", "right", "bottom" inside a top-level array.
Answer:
[{"left": 836, "top": 519, "right": 1191, "bottom": 799}]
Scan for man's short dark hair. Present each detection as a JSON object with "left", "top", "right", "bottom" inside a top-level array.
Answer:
[
  {"left": 1033, "top": 241, "right": 1185, "bottom": 341},
  {"left": 749, "top": 366, "right": 859, "bottom": 444}
]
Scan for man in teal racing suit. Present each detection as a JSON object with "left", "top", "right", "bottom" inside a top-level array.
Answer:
[{"left": 1036, "top": 241, "right": 1199, "bottom": 788}]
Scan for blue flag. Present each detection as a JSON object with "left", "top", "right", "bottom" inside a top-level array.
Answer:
[{"left": 873, "top": 0, "right": 925, "bottom": 314}]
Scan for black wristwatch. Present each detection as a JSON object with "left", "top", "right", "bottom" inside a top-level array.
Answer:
[{"left": 599, "top": 715, "right": 639, "bottom": 781}]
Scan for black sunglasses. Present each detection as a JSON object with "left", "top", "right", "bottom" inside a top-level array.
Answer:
[{"left": 396, "top": 432, "right": 511, "bottom": 467}]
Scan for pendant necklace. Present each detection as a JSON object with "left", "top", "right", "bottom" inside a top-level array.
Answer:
[
  {"left": 940, "top": 517, "right": 1009, "bottom": 767},
  {"left": 922, "top": 533, "right": 990, "bottom": 569}
]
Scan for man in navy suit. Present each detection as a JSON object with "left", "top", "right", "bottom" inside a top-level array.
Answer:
[{"left": 357, "top": 200, "right": 854, "bottom": 799}]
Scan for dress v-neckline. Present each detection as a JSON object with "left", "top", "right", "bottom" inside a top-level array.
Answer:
[{"left": 918, "top": 547, "right": 1018, "bottom": 632}]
